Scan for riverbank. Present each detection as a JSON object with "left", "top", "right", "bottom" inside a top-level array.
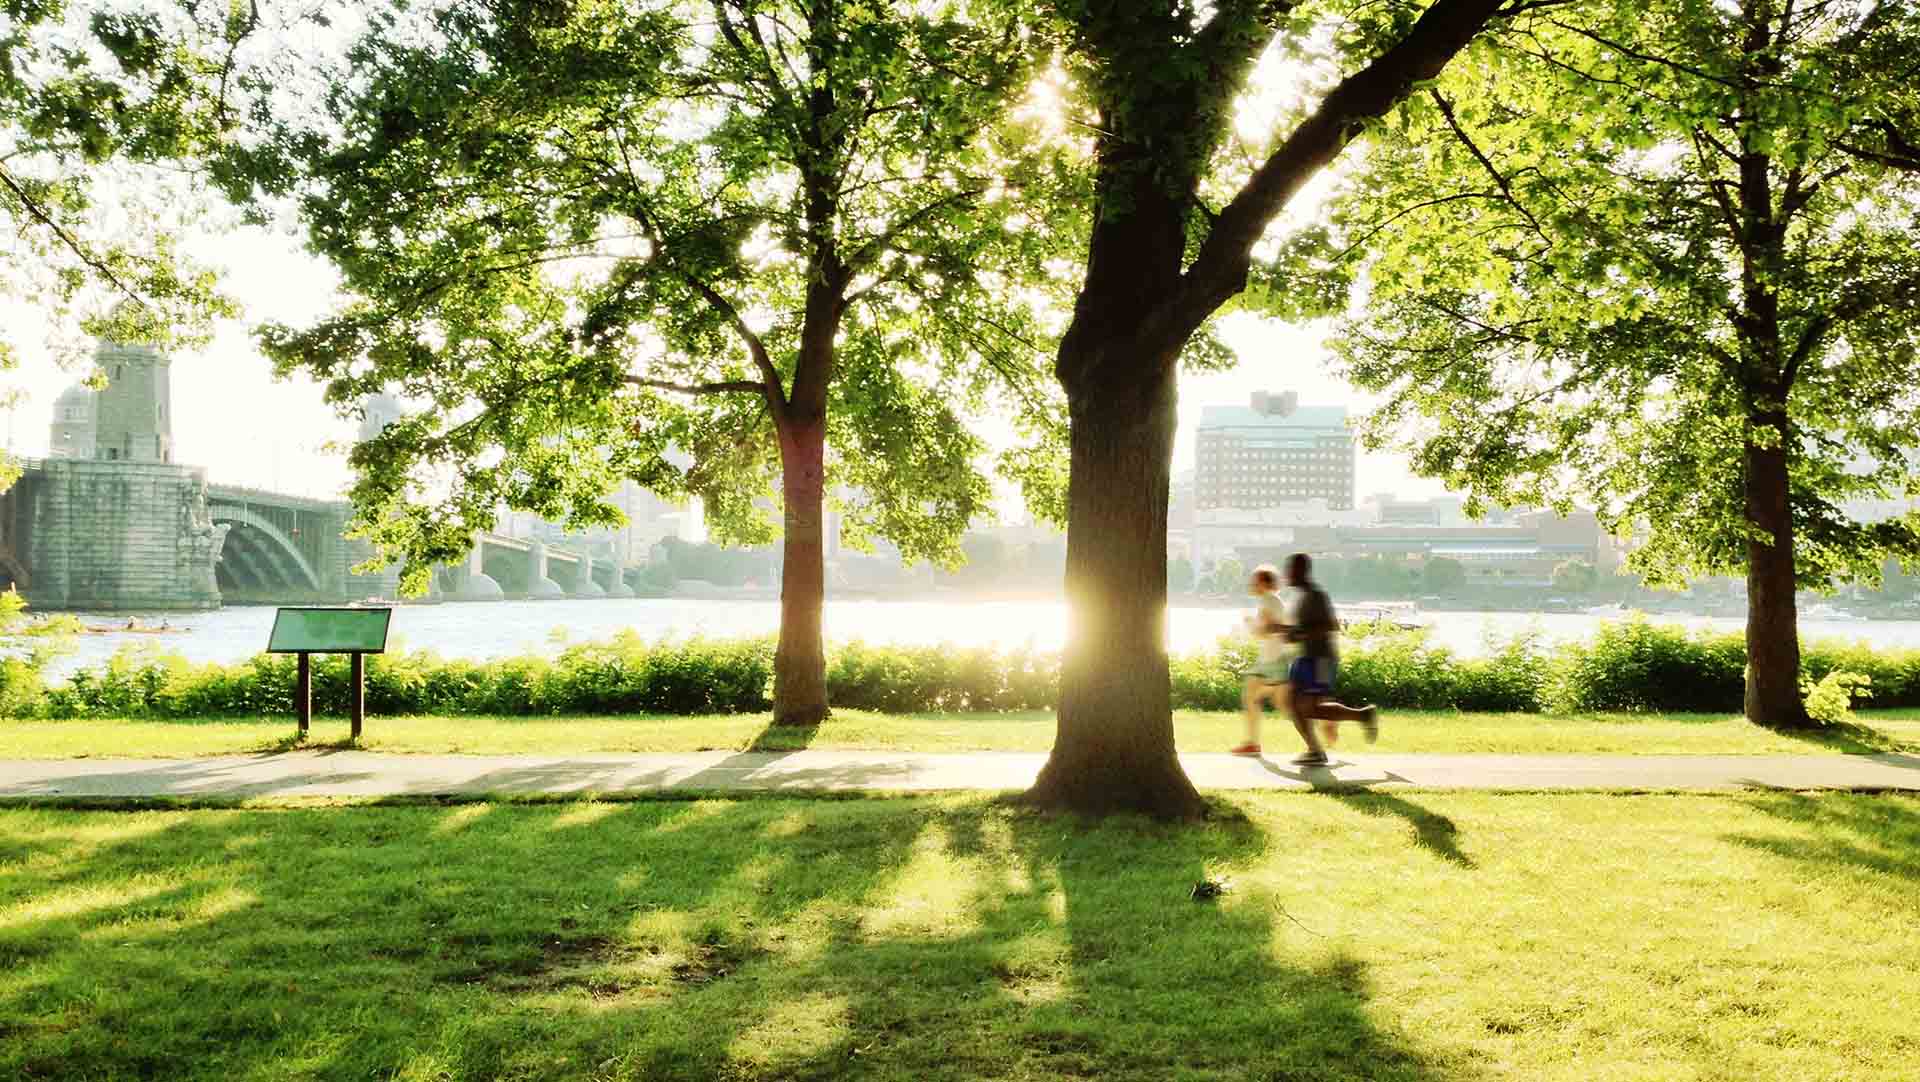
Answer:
[
  {"left": 19, "top": 620, "right": 1920, "bottom": 723},
  {"left": 32, "top": 597, "right": 1920, "bottom": 680}
]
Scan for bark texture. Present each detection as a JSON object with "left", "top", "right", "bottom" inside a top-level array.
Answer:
[
  {"left": 1024, "top": 358, "right": 1205, "bottom": 818},
  {"left": 773, "top": 416, "right": 830, "bottom": 726},
  {"left": 1743, "top": 418, "right": 1808, "bottom": 727},
  {"left": 1023, "top": 0, "right": 1507, "bottom": 816}
]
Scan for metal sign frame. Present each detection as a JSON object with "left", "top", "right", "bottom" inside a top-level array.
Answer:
[
  {"left": 266, "top": 606, "right": 394, "bottom": 739},
  {"left": 267, "top": 606, "right": 393, "bottom": 655}
]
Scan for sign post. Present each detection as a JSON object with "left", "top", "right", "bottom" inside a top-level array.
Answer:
[{"left": 267, "top": 607, "right": 393, "bottom": 739}]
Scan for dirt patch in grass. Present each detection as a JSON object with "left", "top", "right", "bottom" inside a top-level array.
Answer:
[{"left": 669, "top": 935, "right": 760, "bottom": 985}]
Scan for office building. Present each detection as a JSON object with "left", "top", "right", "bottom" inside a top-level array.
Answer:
[{"left": 1196, "top": 392, "right": 1355, "bottom": 511}]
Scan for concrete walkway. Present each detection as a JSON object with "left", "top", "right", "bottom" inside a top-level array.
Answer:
[{"left": 0, "top": 749, "right": 1916, "bottom": 799}]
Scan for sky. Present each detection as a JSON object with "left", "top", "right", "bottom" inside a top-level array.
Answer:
[{"left": 2, "top": 218, "right": 1447, "bottom": 510}]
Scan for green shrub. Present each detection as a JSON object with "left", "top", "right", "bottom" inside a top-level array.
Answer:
[
  {"left": 1802, "top": 670, "right": 1872, "bottom": 726},
  {"left": 1801, "top": 640, "right": 1920, "bottom": 708},
  {"left": 1548, "top": 620, "right": 1745, "bottom": 713},
  {"left": 9, "top": 618, "right": 1918, "bottom": 720}
]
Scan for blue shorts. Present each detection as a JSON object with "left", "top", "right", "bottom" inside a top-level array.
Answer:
[{"left": 1289, "top": 656, "right": 1336, "bottom": 696}]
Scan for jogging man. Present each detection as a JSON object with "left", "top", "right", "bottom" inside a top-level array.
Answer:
[
  {"left": 1231, "top": 564, "right": 1292, "bottom": 756},
  {"left": 1282, "top": 553, "right": 1379, "bottom": 767}
]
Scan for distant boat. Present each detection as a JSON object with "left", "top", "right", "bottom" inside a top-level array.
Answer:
[
  {"left": 1584, "top": 603, "right": 1631, "bottom": 618},
  {"left": 84, "top": 625, "right": 188, "bottom": 635},
  {"left": 1342, "top": 601, "right": 1425, "bottom": 630},
  {"left": 1805, "top": 604, "right": 1867, "bottom": 622}
]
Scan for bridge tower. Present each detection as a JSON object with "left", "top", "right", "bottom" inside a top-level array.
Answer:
[
  {"left": 92, "top": 337, "right": 173, "bottom": 463},
  {"left": 24, "top": 335, "right": 225, "bottom": 611}
]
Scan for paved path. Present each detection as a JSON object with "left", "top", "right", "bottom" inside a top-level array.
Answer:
[{"left": 0, "top": 750, "right": 1915, "bottom": 799}]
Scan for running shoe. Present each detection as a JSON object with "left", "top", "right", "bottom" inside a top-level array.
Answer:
[
  {"left": 1291, "top": 750, "right": 1328, "bottom": 767},
  {"left": 1229, "top": 742, "right": 1262, "bottom": 757}
]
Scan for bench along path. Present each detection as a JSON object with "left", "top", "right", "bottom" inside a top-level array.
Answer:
[{"left": 0, "top": 750, "right": 1915, "bottom": 799}]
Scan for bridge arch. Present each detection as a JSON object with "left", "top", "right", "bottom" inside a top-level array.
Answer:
[{"left": 210, "top": 506, "right": 323, "bottom": 594}]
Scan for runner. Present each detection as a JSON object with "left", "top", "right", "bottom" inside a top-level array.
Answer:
[
  {"left": 1281, "top": 553, "right": 1379, "bottom": 767},
  {"left": 1230, "top": 565, "right": 1293, "bottom": 757}
]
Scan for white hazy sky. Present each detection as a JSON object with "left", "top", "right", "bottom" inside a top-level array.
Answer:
[
  {"left": 3, "top": 221, "right": 1447, "bottom": 509},
  {"left": 4, "top": 6, "right": 1448, "bottom": 513}
]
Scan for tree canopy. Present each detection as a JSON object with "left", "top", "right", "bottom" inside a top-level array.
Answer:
[
  {"left": 0, "top": 1, "right": 255, "bottom": 363},
  {"left": 1551, "top": 559, "right": 1599, "bottom": 596},
  {"left": 1320, "top": 0, "right": 1920, "bottom": 723},
  {"left": 249, "top": 0, "right": 1065, "bottom": 722}
]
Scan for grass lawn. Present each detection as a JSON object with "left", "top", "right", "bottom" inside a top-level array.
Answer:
[
  {"left": 1, "top": 708, "right": 1916, "bottom": 759},
  {"left": 1, "top": 792, "right": 1915, "bottom": 1080}
]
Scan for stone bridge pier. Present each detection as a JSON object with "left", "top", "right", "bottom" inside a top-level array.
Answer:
[
  {"left": 524, "top": 541, "right": 565, "bottom": 600},
  {"left": 451, "top": 542, "right": 505, "bottom": 602},
  {"left": 20, "top": 460, "right": 226, "bottom": 610},
  {"left": 596, "top": 559, "right": 635, "bottom": 598}
]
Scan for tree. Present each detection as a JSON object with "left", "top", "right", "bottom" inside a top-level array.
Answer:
[
  {"left": 1208, "top": 557, "right": 1246, "bottom": 596},
  {"left": 1551, "top": 560, "right": 1599, "bottom": 596},
  {"left": 1016, "top": 0, "right": 1528, "bottom": 817},
  {"left": 253, "top": 0, "right": 1055, "bottom": 725},
  {"left": 1424, "top": 556, "right": 1468, "bottom": 595},
  {"left": 0, "top": 0, "right": 251, "bottom": 481},
  {"left": 954, "top": 534, "right": 1012, "bottom": 586},
  {"left": 1323, "top": 0, "right": 1920, "bottom": 726},
  {"left": 1342, "top": 554, "right": 1417, "bottom": 598}
]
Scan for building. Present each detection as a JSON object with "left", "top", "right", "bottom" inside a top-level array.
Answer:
[
  {"left": 46, "top": 338, "right": 176, "bottom": 463},
  {"left": 358, "top": 391, "right": 406, "bottom": 443},
  {"left": 1230, "top": 510, "right": 1612, "bottom": 589},
  {"left": 92, "top": 338, "right": 174, "bottom": 463},
  {"left": 1196, "top": 392, "right": 1355, "bottom": 512},
  {"left": 48, "top": 383, "right": 96, "bottom": 459},
  {"left": 27, "top": 332, "right": 226, "bottom": 610},
  {"left": 1370, "top": 495, "right": 1468, "bottom": 527}
]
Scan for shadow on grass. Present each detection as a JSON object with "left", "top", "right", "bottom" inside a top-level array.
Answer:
[
  {"left": 1329, "top": 792, "right": 1476, "bottom": 869},
  {"left": 243, "top": 731, "right": 359, "bottom": 755},
  {"left": 1725, "top": 790, "right": 1920, "bottom": 882},
  {"left": 0, "top": 796, "right": 1458, "bottom": 1081},
  {"left": 1246, "top": 759, "right": 1474, "bottom": 869},
  {"left": 1758, "top": 716, "right": 1919, "bottom": 755},
  {"left": 743, "top": 716, "right": 825, "bottom": 752}
]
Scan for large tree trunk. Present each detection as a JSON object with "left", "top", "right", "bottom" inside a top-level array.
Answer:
[
  {"left": 1743, "top": 411, "right": 1809, "bottom": 728},
  {"left": 1023, "top": 352, "right": 1205, "bottom": 819},
  {"left": 773, "top": 417, "right": 829, "bottom": 726}
]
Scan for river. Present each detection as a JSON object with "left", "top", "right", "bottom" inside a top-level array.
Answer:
[{"left": 35, "top": 598, "right": 1920, "bottom": 678}]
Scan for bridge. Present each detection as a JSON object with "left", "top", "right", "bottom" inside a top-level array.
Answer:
[{"left": 0, "top": 458, "right": 644, "bottom": 611}]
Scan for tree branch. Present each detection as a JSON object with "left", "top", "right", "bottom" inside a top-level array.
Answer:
[
  {"left": 1541, "top": 17, "right": 1744, "bottom": 90},
  {"left": 1690, "top": 129, "right": 1751, "bottom": 258},
  {"left": 214, "top": 0, "right": 262, "bottom": 129},
  {"left": 610, "top": 128, "right": 787, "bottom": 402},
  {"left": 1180, "top": 0, "right": 1508, "bottom": 324},
  {"left": 1782, "top": 313, "right": 1831, "bottom": 389},
  {"left": 0, "top": 163, "right": 144, "bottom": 305},
  {"left": 1835, "top": 119, "right": 1920, "bottom": 172},
  {"left": 844, "top": 185, "right": 985, "bottom": 272},
  {"left": 1427, "top": 89, "right": 1549, "bottom": 244},
  {"left": 1334, "top": 190, "right": 1504, "bottom": 260},
  {"left": 624, "top": 375, "right": 766, "bottom": 397}
]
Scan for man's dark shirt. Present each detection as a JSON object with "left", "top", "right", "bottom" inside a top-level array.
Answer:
[{"left": 1291, "top": 583, "right": 1338, "bottom": 662}]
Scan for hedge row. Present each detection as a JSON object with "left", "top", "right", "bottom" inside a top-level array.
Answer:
[{"left": 9, "top": 620, "right": 1916, "bottom": 720}]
